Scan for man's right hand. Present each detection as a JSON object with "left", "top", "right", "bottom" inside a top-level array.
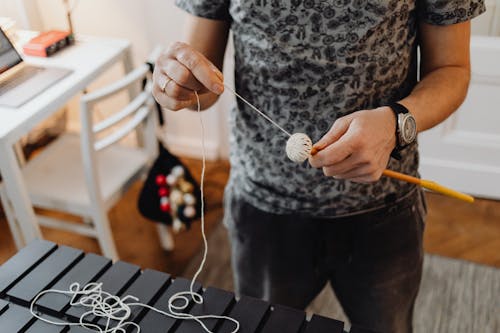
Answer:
[{"left": 152, "top": 41, "right": 225, "bottom": 111}]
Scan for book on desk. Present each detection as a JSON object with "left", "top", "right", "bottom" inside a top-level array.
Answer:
[{"left": 22, "top": 30, "right": 75, "bottom": 58}]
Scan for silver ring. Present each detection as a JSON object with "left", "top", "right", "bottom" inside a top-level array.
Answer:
[{"left": 161, "top": 77, "right": 172, "bottom": 93}]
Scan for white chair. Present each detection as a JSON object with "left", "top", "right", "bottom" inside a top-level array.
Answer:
[{"left": 7, "top": 63, "right": 174, "bottom": 260}]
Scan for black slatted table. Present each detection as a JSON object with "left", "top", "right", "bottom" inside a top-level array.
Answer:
[{"left": 0, "top": 240, "right": 377, "bottom": 333}]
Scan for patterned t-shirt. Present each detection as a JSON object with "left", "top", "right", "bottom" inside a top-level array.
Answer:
[{"left": 175, "top": 0, "right": 485, "bottom": 217}]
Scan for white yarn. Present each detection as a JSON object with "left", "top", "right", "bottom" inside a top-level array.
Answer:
[
  {"left": 29, "top": 281, "right": 239, "bottom": 333},
  {"left": 29, "top": 91, "right": 240, "bottom": 333},
  {"left": 30, "top": 282, "right": 140, "bottom": 333},
  {"left": 286, "top": 133, "right": 313, "bottom": 163}
]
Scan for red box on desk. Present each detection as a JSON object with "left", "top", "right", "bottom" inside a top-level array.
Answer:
[{"left": 23, "top": 30, "right": 75, "bottom": 57}]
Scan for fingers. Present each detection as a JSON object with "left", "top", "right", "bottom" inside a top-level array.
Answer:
[
  {"left": 319, "top": 154, "right": 364, "bottom": 176},
  {"left": 163, "top": 42, "right": 224, "bottom": 94},
  {"left": 309, "top": 116, "right": 353, "bottom": 167},
  {"left": 313, "top": 140, "right": 386, "bottom": 183},
  {"left": 152, "top": 74, "right": 195, "bottom": 111},
  {"left": 313, "top": 143, "right": 385, "bottom": 183},
  {"left": 158, "top": 73, "right": 196, "bottom": 100},
  {"left": 312, "top": 116, "right": 351, "bottom": 152},
  {"left": 323, "top": 163, "right": 383, "bottom": 183},
  {"left": 152, "top": 88, "right": 195, "bottom": 111},
  {"left": 310, "top": 109, "right": 395, "bottom": 183},
  {"left": 309, "top": 133, "right": 355, "bottom": 168},
  {"left": 161, "top": 59, "right": 207, "bottom": 92},
  {"left": 152, "top": 42, "right": 224, "bottom": 111}
]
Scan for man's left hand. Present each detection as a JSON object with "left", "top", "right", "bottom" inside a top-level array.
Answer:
[{"left": 309, "top": 107, "right": 396, "bottom": 183}]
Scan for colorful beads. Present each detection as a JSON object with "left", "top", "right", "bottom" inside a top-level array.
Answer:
[
  {"left": 155, "top": 174, "right": 166, "bottom": 186},
  {"left": 155, "top": 164, "right": 198, "bottom": 232},
  {"left": 158, "top": 187, "right": 169, "bottom": 197},
  {"left": 178, "top": 179, "right": 194, "bottom": 193},
  {"left": 159, "top": 197, "right": 171, "bottom": 212},
  {"left": 171, "top": 166, "right": 185, "bottom": 177},
  {"left": 166, "top": 174, "right": 177, "bottom": 186},
  {"left": 183, "top": 206, "right": 196, "bottom": 219},
  {"left": 183, "top": 193, "right": 196, "bottom": 206}
]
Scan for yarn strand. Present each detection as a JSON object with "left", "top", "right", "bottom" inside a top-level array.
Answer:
[
  {"left": 223, "top": 84, "right": 292, "bottom": 137},
  {"left": 167, "top": 90, "right": 208, "bottom": 308}
]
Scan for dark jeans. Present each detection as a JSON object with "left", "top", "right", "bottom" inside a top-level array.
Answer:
[{"left": 224, "top": 189, "right": 426, "bottom": 333}]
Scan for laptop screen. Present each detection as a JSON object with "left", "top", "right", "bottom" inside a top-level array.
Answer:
[{"left": 0, "top": 28, "right": 22, "bottom": 75}]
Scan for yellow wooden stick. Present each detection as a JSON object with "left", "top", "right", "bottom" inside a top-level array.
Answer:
[
  {"left": 382, "top": 169, "right": 474, "bottom": 203},
  {"left": 310, "top": 147, "right": 475, "bottom": 203}
]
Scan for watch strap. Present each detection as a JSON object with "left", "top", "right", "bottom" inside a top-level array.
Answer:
[{"left": 387, "top": 102, "right": 410, "bottom": 160}]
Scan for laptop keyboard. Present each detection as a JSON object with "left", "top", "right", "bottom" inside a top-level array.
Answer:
[{"left": 0, "top": 66, "right": 45, "bottom": 94}]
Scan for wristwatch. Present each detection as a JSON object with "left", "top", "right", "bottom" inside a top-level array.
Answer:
[{"left": 388, "top": 102, "right": 417, "bottom": 160}]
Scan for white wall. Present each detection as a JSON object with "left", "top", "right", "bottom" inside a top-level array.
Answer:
[
  {"left": 473, "top": 0, "right": 500, "bottom": 35},
  {"left": 0, "top": 0, "right": 43, "bottom": 30}
]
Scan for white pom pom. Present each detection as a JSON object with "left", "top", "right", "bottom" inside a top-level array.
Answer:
[
  {"left": 166, "top": 174, "right": 177, "bottom": 186},
  {"left": 286, "top": 133, "right": 313, "bottom": 163},
  {"left": 183, "top": 205, "right": 196, "bottom": 218},
  {"left": 183, "top": 193, "right": 196, "bottom": 206},
  {"left": 171, "top": 165, "right": 185, "bottom": 177},
  {"left": 170, "top": 189, "right": 183, "bottom": 205}
]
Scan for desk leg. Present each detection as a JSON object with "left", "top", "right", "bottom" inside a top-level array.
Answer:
[
  {"left": 0, "top": 185, "right": 25, "bottom": 249},
  {"left": 14, "top": 141, "right": 26, "bottom": 166},
  {"left": 0, "top": 142, "right": 42, "bottom": 244}
]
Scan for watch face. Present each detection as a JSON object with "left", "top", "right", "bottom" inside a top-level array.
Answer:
[{"left": 401, "top": 114, "right": 417, "bottom": 144}]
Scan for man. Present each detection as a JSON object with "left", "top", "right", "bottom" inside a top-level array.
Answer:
[{"left": 152, "top": 1, "right": 484, "bottom": 332}]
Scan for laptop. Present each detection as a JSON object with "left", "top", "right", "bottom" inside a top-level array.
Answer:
[{"left": 0, "top": 28, "right": 72, "bottom": 108}]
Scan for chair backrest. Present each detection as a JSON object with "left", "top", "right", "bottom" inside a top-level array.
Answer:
[
  {"left": 80, "top": 64, "right": 156, "bottom": 154},
  {"left": 79, "top": 63, "right": 158, "bottom": 208}
]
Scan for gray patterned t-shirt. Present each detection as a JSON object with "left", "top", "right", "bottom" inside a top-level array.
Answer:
[{"left": 176, "top": 0, "right": 485, "bottom": 217}]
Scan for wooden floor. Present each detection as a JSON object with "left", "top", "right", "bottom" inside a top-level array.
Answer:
[
  {"left": 424, "top": 191, "right": 500, "bottom": 267},
  {"left": 1, "top": 157, "right": 499, "bottom": 272}
]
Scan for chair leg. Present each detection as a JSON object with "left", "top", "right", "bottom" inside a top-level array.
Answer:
[
  {"left": 0, "top": 184, "right": 25, "bottom": 249},
  {"left": 92, "top": 212, "right": 119, "bottom": 261},
  {"left": 156, "top": 224, "right": 175, "bottom": 251}
]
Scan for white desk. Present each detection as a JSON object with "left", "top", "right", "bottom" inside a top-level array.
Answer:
[{"left": 0, "top": 32, "right": 133, "bottom": 248}]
